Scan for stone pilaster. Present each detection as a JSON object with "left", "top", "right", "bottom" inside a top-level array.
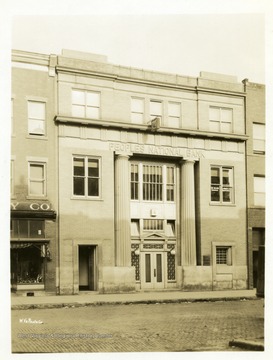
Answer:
[
  {"left": 114, "top": 154, "right": 131, "bottom": 267},
  {"left": 180, "top": 159, "right": 197, "bottom": 266}
]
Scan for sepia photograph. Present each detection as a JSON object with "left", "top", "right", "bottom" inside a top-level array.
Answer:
[{"left": 1, "top": 0, "right": 272, "bottom": 359}]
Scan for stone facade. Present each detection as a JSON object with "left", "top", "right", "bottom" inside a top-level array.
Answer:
[{"left": 10, "top": 49, "right": 264, "bottom": 294}]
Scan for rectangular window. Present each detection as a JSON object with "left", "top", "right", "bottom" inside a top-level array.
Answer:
[
  {"left": 211, "top": 166, "right": 233, "bottom": 204},
  {"left": 216, "top": 246, "right": 232, "bottom": 265},
  {"left": 10, "top": 220, "right": 45, "bottom": 239},
  {"left": 254, "top": 176, "right": 265, "bottom": 206},
  {"left": 253, "top": 123, "right": 265, "bottom": 154},
  {"left": 131, "top": 98, "right": 144, "bottom": 124},
  {"left": 143, "top": 165, "right": 163, "bottom": 201},
  {"left": 73, "top": 156, "right": 100, "bottom": 198},
  {"left": 166, "top": 166, "right": 175, "bottom": 201},
  {"left": 131, "top": 163, "right": 175, "bottom": 202},
  {"left": 131, "top": 220, "right": 140, "bottom": 236},
  {"left": 28, "top": 101, "right": 46, "bottom": 135},
  {"left": 166, "top": 220, "right": 175, "bottom": 237},
  {"left": 143, "top": 219, "right": 164, "bottom": 231},
  {"left": 11, "top": 244, "right": 45, "bottom": 285},
  {"left": 72, "top": 89, "right": 100, "bottom": 119},
  {"left": 150, "top": 100, "right": 162, "bottom": 121},
  {"left": 130, "top": 164, "right": 139, "bottom": 200},
  {"left": 167, "top": 102, "right": 180, "bottom": 128},
  {"left": 29, "top": 162, "right": 46, "bottom": 196},
  {"left": 209, "top": 106, "right": 233, "bottom": 133}
]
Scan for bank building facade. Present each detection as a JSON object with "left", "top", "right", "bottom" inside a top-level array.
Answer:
[{"left": 11, "top": 49, "right": 256, "bottom": 295}]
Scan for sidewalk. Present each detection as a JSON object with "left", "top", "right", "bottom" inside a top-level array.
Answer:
[{"left": 11, "top": 288, "right": 258, "bottom": 310}]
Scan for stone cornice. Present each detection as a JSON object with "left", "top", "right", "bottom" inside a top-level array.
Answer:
[{"left": 54, "top": 115, "right": 248, "bottom": 141}]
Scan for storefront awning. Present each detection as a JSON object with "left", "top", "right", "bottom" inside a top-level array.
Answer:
[
  {"left": 11, "top": 210, "right": 56, "bottom": 219},
  {"left": 10, "top": 201, "right": 56, "bottom": 219}
]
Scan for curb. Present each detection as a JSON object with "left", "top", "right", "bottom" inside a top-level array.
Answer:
[
  {"left": 11, "top": 296, "right": 258, "bottom": 310},
  {"left": 229, "top": 339, "right": 264, "bottom": 351}
]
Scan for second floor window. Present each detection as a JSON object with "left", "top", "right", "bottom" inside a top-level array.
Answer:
[
  {"left": 130, "top": 162, "right": 175, "bottom": 202},
  {"left": 73, "top": 156, "right": 100, "bottom": 198},
  {"left": 209, "top": 106, "right": 233, "bottom": 133},
  {"left": 253, "top": 123, "right": 265, "bottom": 154},
  {"left": 211, "top": 166, "right": 234, "bottom": 204},
  {"left": 28, "top": 101, "right": 46, "bottom": 136},
  {"left": 72, "top": 90, "right": 100, "bottom": 119},
  {"left": 29, "top": 162, "right": 46, "bottom": 196}
]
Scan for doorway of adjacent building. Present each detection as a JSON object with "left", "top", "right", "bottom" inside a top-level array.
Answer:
[
  {"left": 141, "top": 252, "right": 165, "bottom": 289},
  {"left": 78, "top": 245, "right": 97, "bottom": 291}
]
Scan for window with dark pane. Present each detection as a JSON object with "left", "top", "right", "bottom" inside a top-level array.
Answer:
[
  {"left": 130, "top": 164, "right": 139, "bottom": 200},
  {"left": 88, "top": 159, "right": 99, "bottom": 196}
]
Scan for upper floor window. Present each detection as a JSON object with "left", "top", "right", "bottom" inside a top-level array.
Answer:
[
  {"left": 150, "top": 100, "right": 162, "bottom": 122},
  {"left": 254, "top": 176, "right": 265, "bottom": 207},
  {"left": 209, "top": 106, "right": 233, "bottom": 133},
  {"left": 28, "top": 162, "right": 46, "bottom": 197},
  {"left": 131, "top": 98, "right": 144, "bottom": 124},
  {"left": 167, "top": 102, "right": 181, "bottom": 128},
  {"left": 73, "top": 156, "right": 100, "bottom": 198},
  {"left": 211, "top": 166, "right": 234, "bottom": 204},
  {"left": 130, "top": 162, "right": 175, "bottom": 202},
  {"left": 72, "top": 90, "right": 100, "bottom": 119},
  {"left": 253, "top": 123, "right": 265, "bottom": 154},
  {"left": 28, "top": 101, "right": 46, "bottom": 136}
]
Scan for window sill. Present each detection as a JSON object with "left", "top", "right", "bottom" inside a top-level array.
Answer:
[
  {"left": 209, "top": 202, "right": 236, "bottom": 207},
  {"left": 71, "top": 196, "right": 103, "bottom": 201},
  {"left": 26, "top": 196, "right": 48, "bottom": 200},
  {"left": 26, "top": 135, "right": 48, "bottom": 141}
]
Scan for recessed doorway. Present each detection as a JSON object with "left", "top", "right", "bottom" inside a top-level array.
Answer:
[{"left": 78, "top": 245, "right": 97, "bottom": 291}]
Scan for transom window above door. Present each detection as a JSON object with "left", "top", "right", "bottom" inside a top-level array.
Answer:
[{"left": 130, "top": 162, "right": 176, "bottom": 202}]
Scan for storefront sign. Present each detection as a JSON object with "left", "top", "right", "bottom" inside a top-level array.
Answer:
[
  {"left": 109, "top": 142, "right": 205, "bottom": 159},
  {"left": 10, "top": 201, "right": 53, "bottom": 211}
]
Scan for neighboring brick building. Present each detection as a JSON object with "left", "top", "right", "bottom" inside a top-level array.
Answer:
[
  {"left": 11, "top": 49, "right": 264, "bottom": 295},
  {"left": 10, "top": 50, "right": 58, "bottom": 294},
  {"left": 243, "top": 80, "right": 265, "bottom": 289}
]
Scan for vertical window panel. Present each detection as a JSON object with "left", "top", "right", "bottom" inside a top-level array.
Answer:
[
  {"left": 150, "top": 100, "right": 162, "bottom": 120},
  {"left": 254, "top": 176, "right": 265, "bottom": 206},
  {"left": 73, "top": 156, "right": 100, "bottom": 198},
  {"left": 131, "top": 98, "right": 144, "bottom": 124},
  {"left": 156, "top": 254, "right": 162, "bottom": 282},
  {"left": 211, "top": 166, "right": 233, "bottom": 204},
  {"left": 29, "top": 163, "right": 46, "bottom": 196},
  {"left": 167, "top": 102, "right": 180, "bottom": 128},
  {"left": 253, "top": 124, "right": 265, "bottom": 154},
  {"left": 28, "top": 101, "right": 46, "bottom": 135},
  {"left": 145, "top": 254, "right": 151, "bottom": 282}
]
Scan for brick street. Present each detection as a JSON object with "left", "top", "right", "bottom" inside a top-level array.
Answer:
[{"left": 11, "top": 299, "right": 264, "bottom": 353}]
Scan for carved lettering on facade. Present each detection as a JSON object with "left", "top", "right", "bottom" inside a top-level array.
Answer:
[{"left": 109, "top": 142, "right": 205, "bottom": 158}]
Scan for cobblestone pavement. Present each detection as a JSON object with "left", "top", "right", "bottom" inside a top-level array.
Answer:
[{"left": 11, "top": 299, "right": 264, "bottom": 353}]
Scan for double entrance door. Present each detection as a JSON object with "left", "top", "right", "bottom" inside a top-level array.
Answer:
[
  {"left": 78, "top": 245, "right": 97, "bottom": 291},
  {"left": 141, "top": 252, "right": 164, "bottom": 289}
]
